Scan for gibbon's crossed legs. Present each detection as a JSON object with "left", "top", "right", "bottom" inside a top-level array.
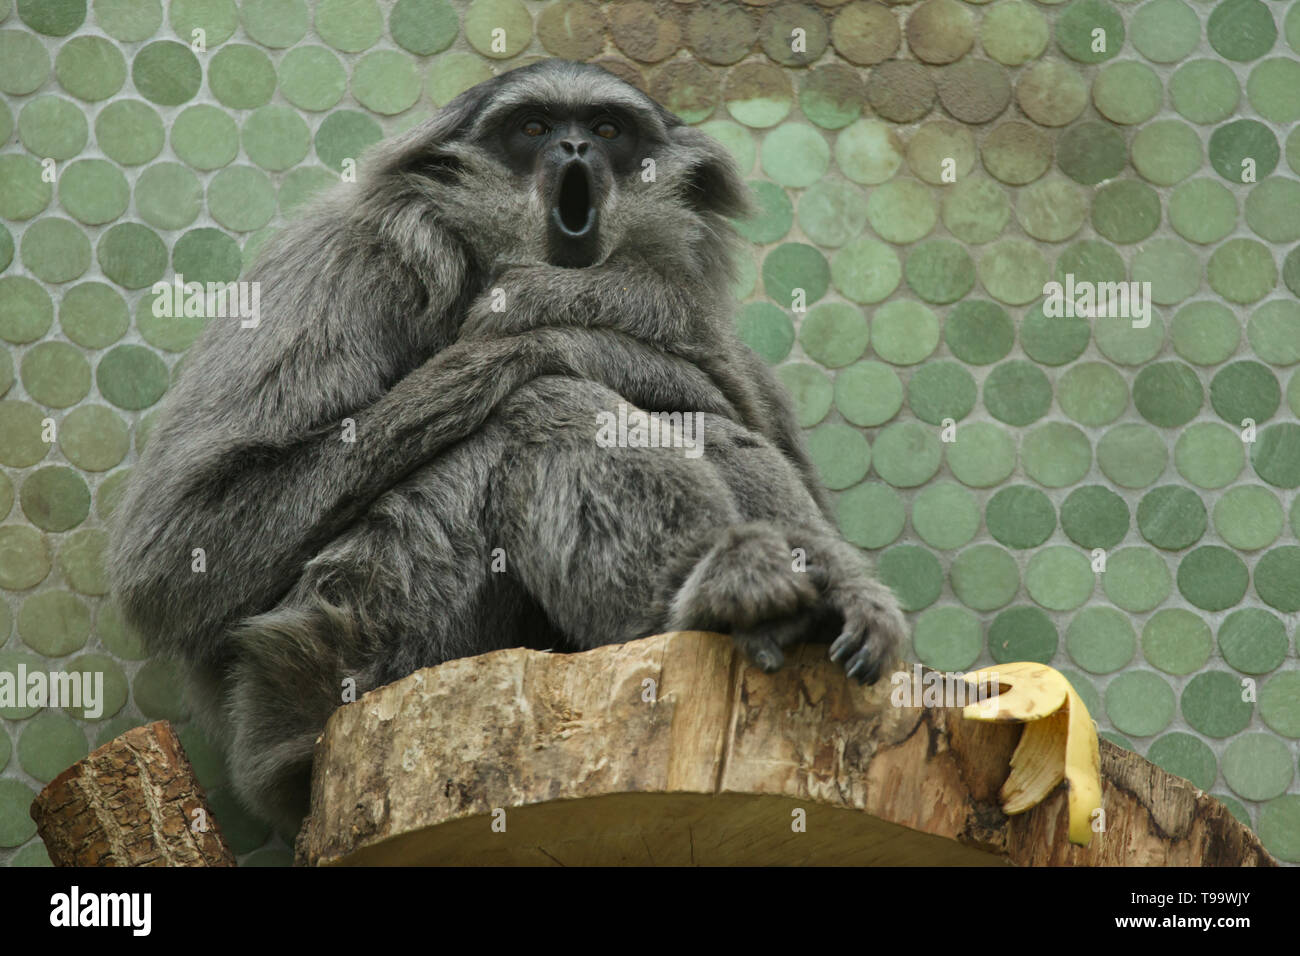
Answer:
[{"left": 227, "top": 375, "right": 901, "bottom": 831}]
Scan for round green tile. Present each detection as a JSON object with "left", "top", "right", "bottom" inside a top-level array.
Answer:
[
  {"left": 865, "top": 59, "right": 936, "bottom": 124},
  {"left": 1223, "top": 734, "right": 1293, "bottom": 800},
  {"left": 1143, "top": 608, "right": 1213, "bottom": 675},
  {"left": 1245, "top": 179, "right": 1300, "bottom": 243},
  {"left": 131, "top": 40, "right": 199, "bottom": 106},
  {"left": 18, "top": 589, "right": 90, "bottom": 655},
  {"left": 278, "top": 45, "right": 346, "bottom": 112},
  {"left": 56, "top": 34, "right": 126, "bottom": 101},
  {"left": 1170, "top": 59, "right": 1240, "bottom": 124},
  {"left": 427, "top": 52, "right": 495, "bottom": 108},
  {"left": 242, "top": 106, "right": 311, "bottom": 172},
  {"left": 19, "top": 465, "right": 89, "bottom": 532},
  {"left": 94, "top": 0, "right": 162, "bottom": 40},
  {"left": 978, "top": 239, "right": 1049, "bottom": 305},
  {"left": 1249, "top": 299, "right": 1300, "bottom": 365},
  {"left": 1210, "top": 119, "right": 1279, "bottom": 182},
  {"left": 981, "top": 1, "right": 1048, "bottom": 65},
  {"left": 1255, "top": 546, "right": 1300, "bottom": 611},
  {"left": 314, "top": 110, "right": 383, "bottom": 173},
  {"left": 1147, "top": 733, "right": 1217, "bottom": 790},
  {"left": 1219, "top": 608, "right": 1287, "bottom": 674},
  {"left": 936, "top": 58, "right": 1011, "bottom": 124},
  {"left": 940, "top": 177, "right": 1010, "bottom": 243},
  {"left": 1213, "top": 485, "right": 1284, "bottom": 551},
  {"left": 835, "top": 481, "right": 905, "bottom": 548},
  {"left": 1178, "top": 545, "right": 1250, "bottom": 610},
  {"left": 911, "top": 480, "right": 979, "bottom": 549},
  {"left": 209, "top": 43, "right": 275, "bottom": 109},
  {"left": 172, "top": 227, "right": 241, "bottom": 284},
  {"left": 906, "top": 120, "right": 976, "bottom": 185},
  {"left": 138, "top": 292, "right": 208, "bottom": 353},
  {"left": 1172, "top": 300, "right": 1239, "bottom": 364},
  {"left": 734, "top": 180, "right": 792, "bottom": 244},
  {"left": 21, "top": 341, "right": 90, "bottom": 407},
  {"left": 798, "top": 181, "right": 867, "bottom": 247},
  {"left": 1092, "top": 180, "right": 1161, "bottom": 244},
  {"left": 798, "top": 63, "right": 866, "bottom": 131},
  {"left": 1247, "top": 58, "right": 1300, "bottom": 123},
  {"left": 1131, "top": 121, "right": 1202, "bottom": 186},
  {"left": 912, "top": 605, "right": 982, "bottom": 671},
  {"left": 1210, "top": 239, "right": 1277, "bottom": 305},
  {"left": 317, "top": 0, "right": 384, "bottom": 52},
  {"left": 700, "top": 121, "right": 756, "bottom": 175},
  {"left": 906, "top": 0, "right": 974, "bottom": 64},
  {"left": 799, "top": 302, "right": 867, "bottom": 368},
  {"left": 764, "top": 242, "right": 830, "bottom": 309},
  {"left": 761, "top": 123, "right": 830, "bottom": 188},
  {"left": 982, "top": 360, "right": 1050, "bottom": 425},
  {"left": 1061, "top": 485, "right": 1129, "bottom": 548},
  {"left": 1055, "top": 239, "right": 1125, "bottom": 287},
  {"left": 865, "top": 179, "right": 936, "bottom": 244},
  {"left": 62, "top": 653, "right": 127, "bottom": 720},
  {"left": 97, "top": 223, "right": 165, "bottom": 289},
  {"left": 59, "top": 405, "right": 128, "bottom": 471},
  {"left": 0, "top": 28, "right": 51, "bottom": 96},
  {"left": 1068, "top": 606, "right": 1136, "bottom": 673},
  {"left": 1137, "top": 485, "right": 1206, "bottom": 549},
  {"left": 1015, "top": 176, "right": 1086, "bottom": 242},
  {"left": 1182, "top": 670, "right": 1253, "bottom": 737},
  {"left": 169, "top": 0, "right": 238, "bottom": 45},
  {"left": 17, "top": 712, "right": 87, "bottom": 785},
  {"left": 877, "top": 545, "right": 944, "bottom": 612},
  {"left": 1214, "top": 793, "right": 1253, "bottom": 828},
  {"left": 134, "top": 658, "right": 190, "bottom": 721},
  {"left": 808, "top": 423, "right": 870, "bottom": 490},
  {"left": 135, "top": 162, "right": 202, "bottom": 230},
  {"left": 1022, "top": 422, "right": 1092, "bottom": 487},
  {"left": 95, "top": 99, "right": 163, "bottom": 165},
  {"left": 1169, "top": 179, "right": 1237, "bottom": 244},
  {"left": 906, "top": 360, "right": 976, "bottom": 425},
  {"left": 1106, "top": 670, "right": 1176, "bottom": 737},
  {"left": 1212, "top": 360, "right": 1281, "bottom": 426},
  {"left": 1175, "top": 422, "right": 1245, "bottom": 488},
  {"left": 988, "top": 606, "right": 1058, "bottom": 664},
  {"left": 96, "top": 604, "right": 142, "bottom": 660},
  {"left": 1260, "top": 672, "right": 1300, "bottom": 736},
  {"left": 1056, "top": 0, "right": 1125, "bottom": 63},
  {"left": 0, "top": 779, "right": 39, "bottom": 846},
  {"left": 17, "top": 95, "right": 88, "bottom": 160},
  {"left": 980, "top": 122, "right": 1051, "bottom": 186},
  {"left": 1025, "top": 546, "right": 1094, "bottom": 610},
  {"left": 724, "top": 62, "right": 793, "bottom": 128},
  {"left": 1093, "top": 61, "right": 1162, "bottom": 125},
  {"left": 778, "top": 364, "right": 833, "bottom": 428},
  {"left": 171, "top": 104, "right": 238, "bottom": 170},
  {"left": 829, "top": 2, "right": 897, "bottom": 66},
  {"left": 97, "top": 344, "right": 168, "bottom": 410},
  {"left": 946, "top": 421, "right": 1017, "bottom": 487},
  {"left": 60, "top": 282, "right": 126, "bottom": 348},
  {"left": 987, "top": 485, "right": 1055, "bottom": 549},
  {"left": 831, "top": 238, "right": 900, "bottom": 303},
  {"left": 685, "top": 2, "right": 757, "bottom": 65},
  {"left": 0, "top": 523, "right": 51, "bottom": 589},
  {"left": 836, "top": 360, "right": 903, "bottom": 425},
  {"left": 1131, "top": 0, "right": 1201, "bottom": 61},
  {"left": 736, "top": 302, "right": 793, "bottom": 363},
  {"left": 1098, "top": 309, "right": 1167, "bottom": 365},
  {"left": 950, "top": 543, "right": 1019, "bottom": 611},
  {"left": 241, "top": 0, "right": 308, "bottom": 47},
  {"left": 1015, "top": 58, "right": 1088, "bottom": 127},
  {"left": 21, "top": 218, "right": 90, "bottom": 283},
  {"left": 390, "top": 0, "right": 457, "bottom": 55},
  {"left": 945, "top": 299, "right": 1012, "bottom": 364},
  {"left": 834, "top": 119, "right": 905, "bottom": 185},
  {"left": 539, "top": 1, "right": 605, "bottom": 61},
  {"left": 1134, "top": 362, "right": 1203, "bottom": 428},
  {"left": 208, "top": 165, "right": 275, "bottom": 233},
  {"left": 352, "top": 50, "right": 420, "bottom": 116},
  {"left": 1103, "top": 546, "right": 1172, "bottom": 611},
  {"left": 0, "top": 276, "right": 53, "bottom": 343},
  {"left": 58, "top": 159, "right": 128, "bottom": 226},
  {"left": 905, "top": 242, "right": 974, "bottom": 305},
  {"left": 1207, "top": 0, "right": 1277, "bottom": 60},
  {"left": 1058, "top": 362, "right": 1127, "bottom": 426},
  {"left": 872, "top": 421, "right": 942, "bottom": 486}
]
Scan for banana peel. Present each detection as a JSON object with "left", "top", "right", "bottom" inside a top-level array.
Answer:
[{"left": 961, "top": 662, "right": 1101, "bottom": 847}]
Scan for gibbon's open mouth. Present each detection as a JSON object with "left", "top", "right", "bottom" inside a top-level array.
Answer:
[{"left": 553, "top": 162, "right": 596, "bottom": 237}]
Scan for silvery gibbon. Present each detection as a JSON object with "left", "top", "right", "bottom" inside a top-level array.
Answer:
[{"left": 110, "top": 59, "right": 908, "bottom": 831}]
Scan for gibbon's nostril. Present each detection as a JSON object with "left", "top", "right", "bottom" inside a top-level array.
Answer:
[{"left": 560, "top": 139, "right": 588, "bottom": 156}]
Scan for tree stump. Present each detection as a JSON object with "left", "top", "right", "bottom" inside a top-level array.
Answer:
[
  {"left": 30, "top": 720, "right": 235, "bottom": 867},
  {"left": 296, "top": 632, "right": 1275, "bottom": 866}
]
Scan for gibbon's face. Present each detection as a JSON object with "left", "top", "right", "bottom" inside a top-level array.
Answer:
[{"left": 494, "top": 102, "right": 647, "bottom": 268}]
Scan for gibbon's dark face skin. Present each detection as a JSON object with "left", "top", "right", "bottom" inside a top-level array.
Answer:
[{"left": 497, "top": 103, "right": 643, "bottom": 268}]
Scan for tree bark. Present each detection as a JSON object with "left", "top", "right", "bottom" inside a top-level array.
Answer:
[
  {"left": 296, "top": 631, "right": 1275, "bottom": 867},
  {"left": 30, "top": 720, "right": 235, "bottom": 867}
]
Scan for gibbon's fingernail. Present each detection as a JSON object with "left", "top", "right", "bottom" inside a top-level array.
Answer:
[
  {"left": 829, "top": 632, "right": 854, "bottom": 661},
  {"left": 846, "top": 659, "right": 868, "bottom": 681}
]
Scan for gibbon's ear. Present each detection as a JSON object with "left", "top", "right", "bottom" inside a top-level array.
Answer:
[{"left": 667, "top": 124, "right": 756, "bottom": 222}]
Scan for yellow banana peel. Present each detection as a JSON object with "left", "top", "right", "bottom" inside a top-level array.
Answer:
[{"left": 961, "top": 662, "right": 1101, "bottom": 847}]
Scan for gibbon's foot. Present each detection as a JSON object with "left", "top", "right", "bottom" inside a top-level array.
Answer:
[{"left": 824, "top": 577, "right": 908, "bottom": 686}]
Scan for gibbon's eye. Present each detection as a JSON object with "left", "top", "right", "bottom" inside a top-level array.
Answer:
[
  {"left": 522, "top": 118, "right": 548, "bottom": 137},
  {"left": 594, "top": 120, "right": 620, "bottom": 140}
]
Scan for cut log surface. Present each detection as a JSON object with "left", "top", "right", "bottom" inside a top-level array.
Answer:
[
  {"left": 30, "top": 720, "right": 235, "bottom": 867},
  {"left": 296, "top": 632, "right": 1275, "bottom": 867}
]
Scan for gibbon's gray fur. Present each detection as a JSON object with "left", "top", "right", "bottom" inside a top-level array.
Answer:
[{"left": 110, "top": 59, "right": 909, "bottom": 832}]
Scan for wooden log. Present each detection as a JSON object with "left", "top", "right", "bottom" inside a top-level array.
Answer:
[
  {"left": 30, "top": 720, "right": 235, "bottom": 867},
  {"left": 296, "top": 631, "right": 1276, "bottom": 867}
]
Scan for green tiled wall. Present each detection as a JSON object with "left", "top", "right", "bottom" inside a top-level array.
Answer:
[{"left": 0, "top": 0, "right": 1297, "bottom": 865}]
